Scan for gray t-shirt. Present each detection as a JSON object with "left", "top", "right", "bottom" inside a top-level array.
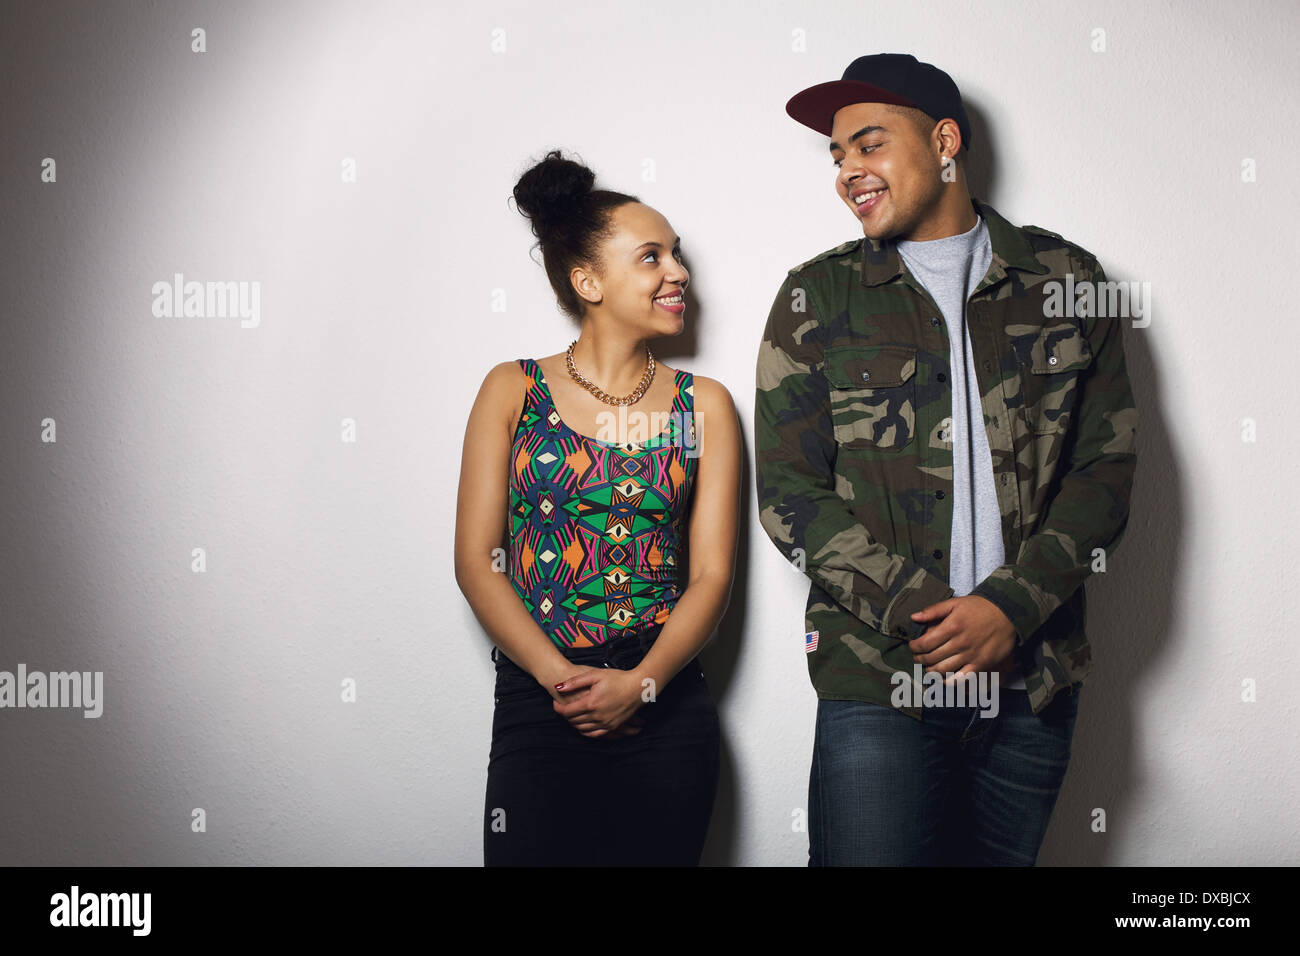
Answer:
[{"left": 896, "top": 215, "right": 1025, "bottom": 690}]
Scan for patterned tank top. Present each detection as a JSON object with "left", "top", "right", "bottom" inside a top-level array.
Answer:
[{"left": 508, "top": 357, "right": 699, "bottom": 648}]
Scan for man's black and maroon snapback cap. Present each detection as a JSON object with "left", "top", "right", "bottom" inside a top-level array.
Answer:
[{"left": 785, "top": 52, "right": 972, "bottom": 150}]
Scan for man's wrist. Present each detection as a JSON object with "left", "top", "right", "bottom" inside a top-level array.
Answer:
[
  {"left": 968, "top": 593, "right": 1019, "bottom": 642},
  {"left": 969, "top": 574, "right": 1037, "bottom": 647}
]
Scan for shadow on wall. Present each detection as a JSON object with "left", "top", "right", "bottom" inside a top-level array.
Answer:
[{"left": 1037, "top": 262, "right": 1172, "bottom": 865}]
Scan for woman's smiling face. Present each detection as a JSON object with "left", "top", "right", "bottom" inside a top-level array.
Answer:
[{"left": 573, "top": 202, "right": 689, "bottom": 330}]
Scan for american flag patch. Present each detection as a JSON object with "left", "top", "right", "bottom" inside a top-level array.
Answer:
[{"left": 804, "top": 630, "right": 819, "bottom": 653}]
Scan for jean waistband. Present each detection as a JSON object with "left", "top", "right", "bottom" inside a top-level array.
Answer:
[{"left": 493, "top": 622, "right": 665, "bottom": 671}]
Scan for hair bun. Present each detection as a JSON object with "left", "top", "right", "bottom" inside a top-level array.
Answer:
[{"left": 513, "top": 149, "right": 596, "bottom": 236}]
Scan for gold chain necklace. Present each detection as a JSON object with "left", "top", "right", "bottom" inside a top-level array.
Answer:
[{"left": 565, "top": 340, "right": 655, "bottom": 406}]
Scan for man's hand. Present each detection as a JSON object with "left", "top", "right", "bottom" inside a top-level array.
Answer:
[
  {"left": 551, "top": 666, "right": 647, "bottom": 738},
  {"left": 907, "top": 595, "right": 1018, "bottom": 682}
]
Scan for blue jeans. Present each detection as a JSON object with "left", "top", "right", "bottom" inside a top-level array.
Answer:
[{"left": 808, "top": 685, "right": 1080, "bottom": 866}]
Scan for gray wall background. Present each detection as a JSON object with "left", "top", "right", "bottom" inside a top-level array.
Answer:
[{"left": 2, "top": 0, "right": 1297, "bottom": 865}]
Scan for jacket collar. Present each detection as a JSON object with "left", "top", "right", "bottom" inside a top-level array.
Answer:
[{"left": 860, "top": 197, "right": 1049, "bottom": 289}]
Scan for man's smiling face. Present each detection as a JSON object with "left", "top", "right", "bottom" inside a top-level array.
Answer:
[{"left": 829, "top": 101, "right": 946, "bottom": 243}]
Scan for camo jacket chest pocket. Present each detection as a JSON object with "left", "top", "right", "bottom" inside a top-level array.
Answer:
[
  {"left": 823, "top": 345, "right": 918, "bottom": 451},
  {"left": 1015, "top": 323, "right": 1093, "bottom": 435}
]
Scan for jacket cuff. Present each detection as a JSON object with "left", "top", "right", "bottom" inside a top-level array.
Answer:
[
  {"left": 882, "top": 567, "right": 956, "bottom": 641},
  {"left": 969, "top": 568, "right": 1048, "bottom": 647}
]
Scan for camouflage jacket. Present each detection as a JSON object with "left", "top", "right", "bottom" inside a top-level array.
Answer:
[{"left": 754, "top": 197, "right": 1138, "bottom": 718}]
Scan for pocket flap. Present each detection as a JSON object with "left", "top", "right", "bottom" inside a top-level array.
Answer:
[
  {"left": 824, "top": 345, "right": 917, "bottom": 388},
  {"left": 1029, "top": 327, "right": 1092, "bottom": 374}
]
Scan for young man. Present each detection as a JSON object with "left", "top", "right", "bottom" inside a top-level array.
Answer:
[{"left": 754, "top": 53, "right": 1138, "bottom": 865}]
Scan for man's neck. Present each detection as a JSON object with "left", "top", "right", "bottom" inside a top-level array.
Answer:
[{"left": 897, "top": 194, "right": 978, "bottom": 242}]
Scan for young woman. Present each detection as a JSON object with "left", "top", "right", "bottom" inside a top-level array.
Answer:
[{"left": 454, "top": 150, "right": 740, "bottom": 866}]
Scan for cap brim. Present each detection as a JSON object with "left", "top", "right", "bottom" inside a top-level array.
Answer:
[{"left": 785, "top": 80, "right": 918, "bottom": 136}]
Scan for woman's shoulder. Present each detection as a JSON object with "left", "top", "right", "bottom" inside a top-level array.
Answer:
[
  {"left": 673, "top": 371, "right": 738, "bottom": 455},
  {"left": 475, "top": 359, "right": 534, "bottom": 426},
  {"left": 680, "top": 372, "right": 735, "bottom": 413},
  {"left": 482, "top": 357, "right": 532, "bottom": 390}
]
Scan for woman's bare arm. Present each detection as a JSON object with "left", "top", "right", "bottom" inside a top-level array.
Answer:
[{"left": 454, "top": 361, "right": 576, "bottom": 695}]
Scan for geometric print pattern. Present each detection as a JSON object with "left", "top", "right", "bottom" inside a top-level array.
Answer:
[{"left": 508, "top": 357, "right": 698, "bottom": 648}]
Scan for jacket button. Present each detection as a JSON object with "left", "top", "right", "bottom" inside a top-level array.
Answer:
[
  {"left": 935, "top": 490, "right": 944, "bottom": 499},
  {"left": 932, "top": 549, "right": 943, "bottom": 559},
  {"left": 861, "top": 371, "right": 870, "bottom": 382},
  {"left": 937, "top": 372, "right": 946, "bottom": 382},
  {"left": 931, "top": 317, "right": 941, "bottom": 326},
  {"left": 1048, "top": 355, "right": 1058, "bottom": 366}
]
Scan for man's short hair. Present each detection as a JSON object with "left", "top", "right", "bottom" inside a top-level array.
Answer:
[{"left": 885, "top": 103, "right": 970, "bottom": 156}]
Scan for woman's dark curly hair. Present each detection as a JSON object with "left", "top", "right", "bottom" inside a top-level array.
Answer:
[{"left": 512, "top": 149, "right": 640, "bottom": 319}]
